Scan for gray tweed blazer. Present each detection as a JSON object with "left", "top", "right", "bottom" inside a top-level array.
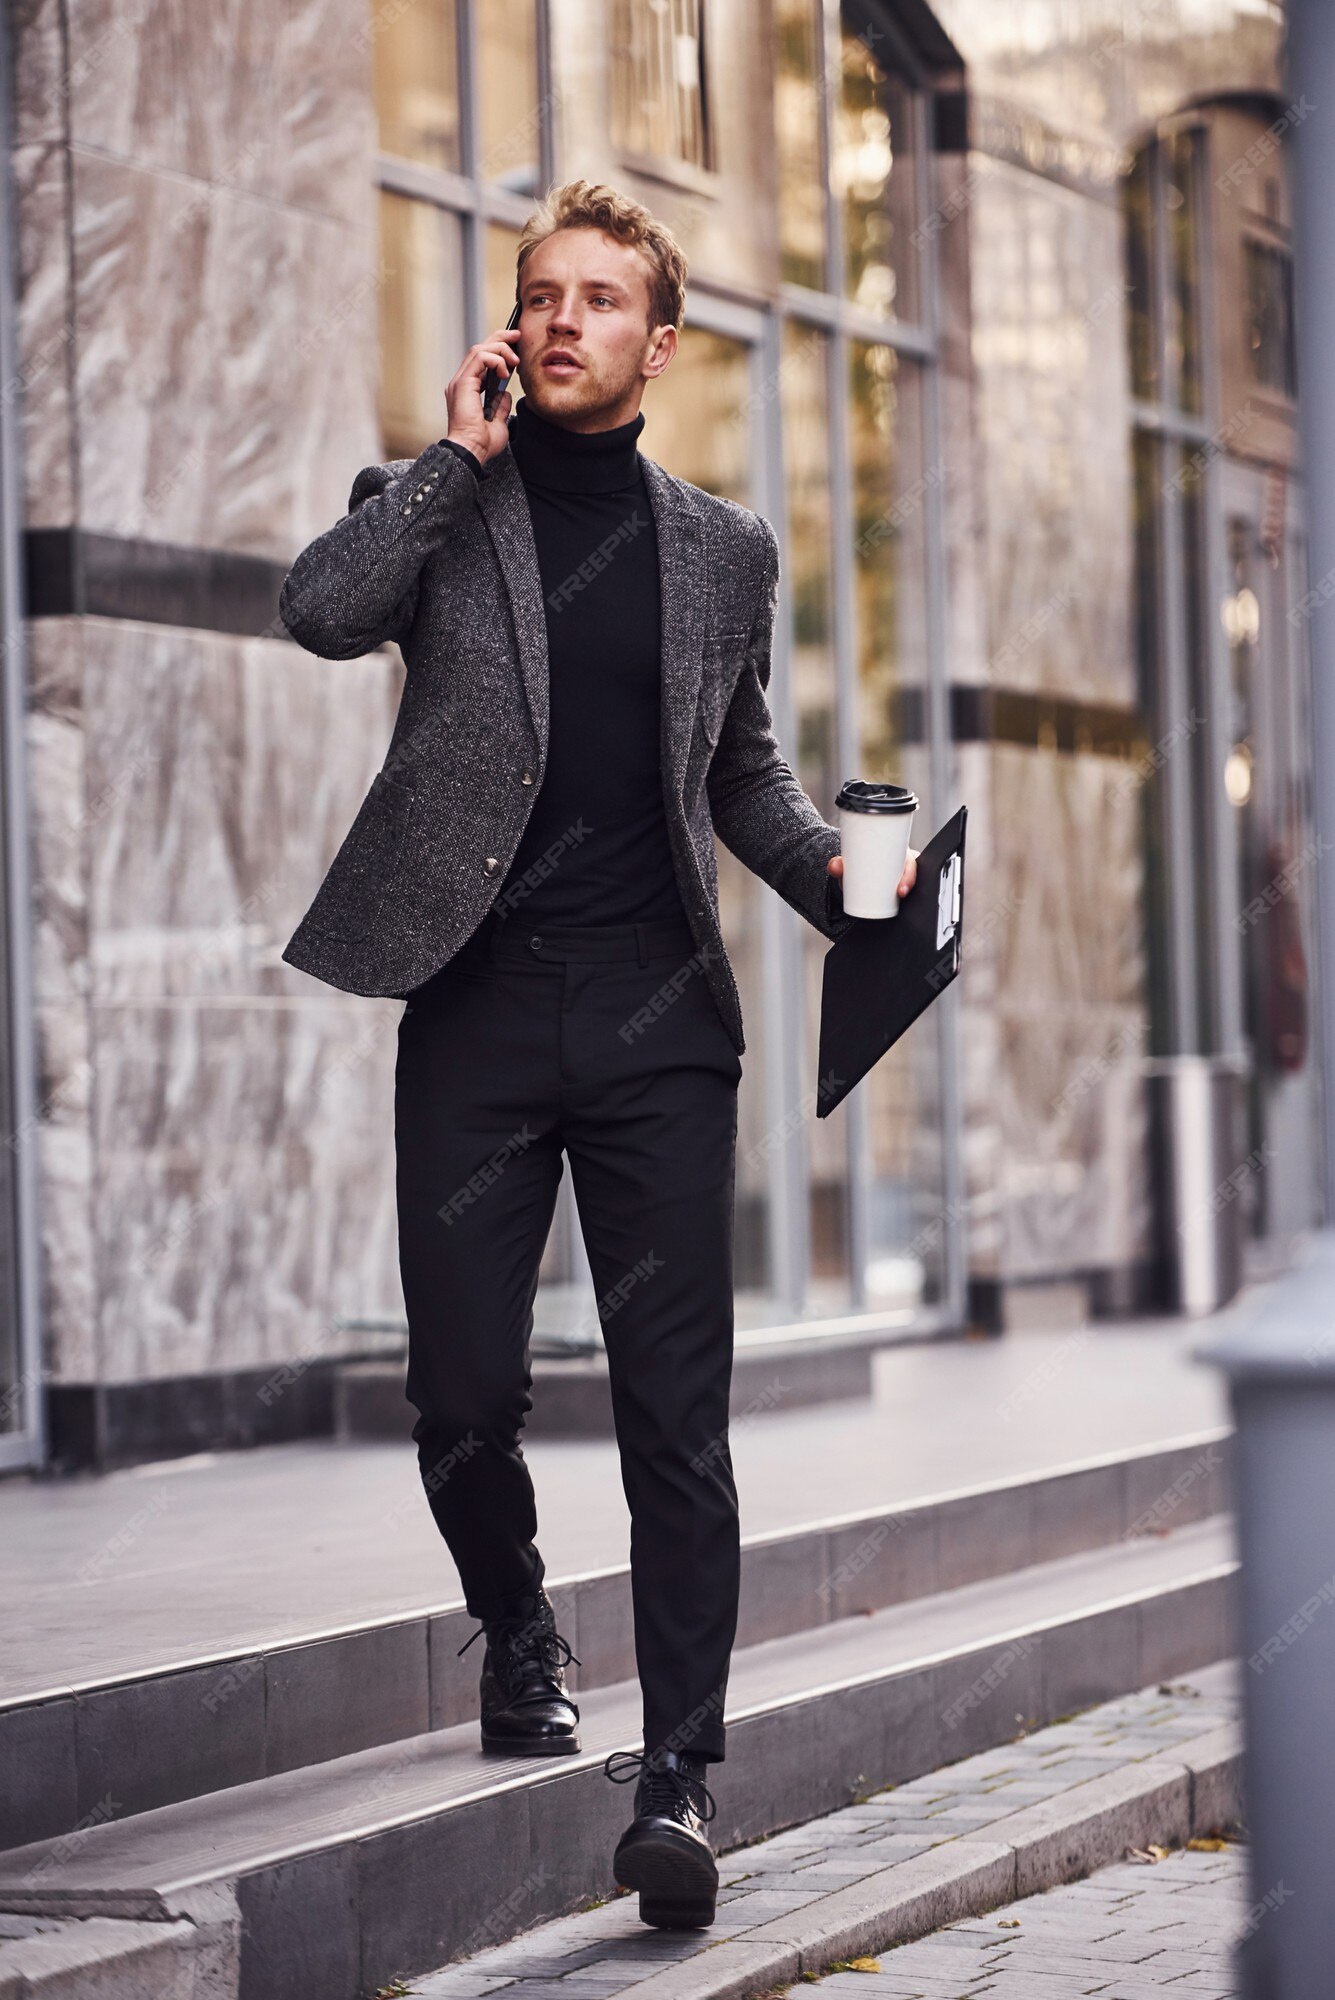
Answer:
[{"left": 277, "top": 412, "right": 853, "bottom": 1054}]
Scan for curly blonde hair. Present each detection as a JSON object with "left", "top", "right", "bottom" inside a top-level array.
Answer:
[{"left": 515, "top": 180, "right": 688, "bottom": 335}]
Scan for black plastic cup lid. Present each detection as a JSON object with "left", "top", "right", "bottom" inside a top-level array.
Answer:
[{"left": 834, "top": 780, "right": 918, "bottom": 815}]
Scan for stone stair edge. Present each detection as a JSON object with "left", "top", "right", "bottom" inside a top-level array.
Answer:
[
  {"left": 575, "top": 1721, "right": 1245, "bottom": 2000},
  {"left": 0, "top": 1426, "right": 1235, "bottom": 1717},
  {"left": 0, "top": 1546, "right": 1237, "bottom": 1909}
]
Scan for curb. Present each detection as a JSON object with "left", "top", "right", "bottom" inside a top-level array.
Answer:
[{"left": 607, "top": 1725, "right": 1243, "bottom": 2000}]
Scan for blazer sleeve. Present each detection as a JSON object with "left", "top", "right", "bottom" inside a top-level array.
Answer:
[
  {"left": 277, "top": 437, "right": 479, "bottom": 660},
  {"left": 706, "top": 518, "right": 857, "bottom": 943}
]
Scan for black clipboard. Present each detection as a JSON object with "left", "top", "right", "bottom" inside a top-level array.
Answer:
[{"left": 816, "top": 804, "right": 967, "bottom": 1118}]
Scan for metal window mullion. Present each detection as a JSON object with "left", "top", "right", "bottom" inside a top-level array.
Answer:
[
  {"left": 825, "top": 316, "right": 870, "bottom": 1308},
  {"left": 818, "top": 0, "right": 844, "bottom": 307},
  {"left": 913, "top": 83, "right": 965, "bottom": 1321},
  {"left": 1158, "top": 454, "right": 1201, "bottom": 1055},
  {"left": 755, "top": 316, "right": 809, "bottom": 1314},
  {"left": 535, "top": 0, "right": 556, "bottom": 189},
  {"left": 0, "top": 0, "right": 45, "bottom": 1469},
  {"left": 454, "top": 0, "right": 489, "bottom": 338},
  {"left": 1193, "top": 126, "right": 1244, "bottom": 1061},
  {"left": 1148, "top": 139, "right": 1198, "bottom": 1056},
  {"left": 817, "top": 0, "right": 868, "bottom": 1306}
]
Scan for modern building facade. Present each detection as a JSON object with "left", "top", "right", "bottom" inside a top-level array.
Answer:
[{"left": 0, "top": 0, "right": 1322, "bottom": 1469}]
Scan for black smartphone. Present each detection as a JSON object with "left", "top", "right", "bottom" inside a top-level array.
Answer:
[{"left": 481, "top": 300, "right": 522, "bottom": 420}]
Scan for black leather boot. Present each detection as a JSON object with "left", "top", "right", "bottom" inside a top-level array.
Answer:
[
  {"left": 604, "top": 1747, "right": 719, "bottom": 1927},
  {"left": 458, "top": 1585, "right": 581, "bottom": 1755}
]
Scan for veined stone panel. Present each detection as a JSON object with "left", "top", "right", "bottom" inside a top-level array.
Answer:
[
  {"left": 991, "top": 739, "right": 1149, "bottom": 1279},
  {"left": 67, "top": 148, "right": 379, "bottom": 551},
  {"left": 969, "top": 160, "right": 1134, "bottom": 707}
]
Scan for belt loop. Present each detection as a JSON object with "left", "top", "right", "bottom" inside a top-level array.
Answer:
[{"left": 635, "top": 921, "right": 650, "bottom": 967}]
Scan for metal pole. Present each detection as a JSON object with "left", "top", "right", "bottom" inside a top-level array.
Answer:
[
  {"left": 1288, "top": 0, "right": 1335, "bottom": 1224},
  {"left": 1193, "top": 26, "right": 1335, "bottom": 1998}
]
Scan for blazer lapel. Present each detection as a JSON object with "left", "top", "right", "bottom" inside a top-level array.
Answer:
[
  {"left": 474, "top": 437, "right": 706, "bottom": 804},
  {"left": 474, "top": 443, "right": 550, "bottom": 752},
  {"left": 640, "top": 453, "right": 705, "bottom": 805}
]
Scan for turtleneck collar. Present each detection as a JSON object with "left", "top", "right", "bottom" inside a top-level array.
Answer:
[{"left": 507, "top": 394, "right": 645, "bottom": 493}]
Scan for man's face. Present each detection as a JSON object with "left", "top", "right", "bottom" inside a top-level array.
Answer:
[{"left": 515, "top": 227, "right": 675, "bottom": 429}]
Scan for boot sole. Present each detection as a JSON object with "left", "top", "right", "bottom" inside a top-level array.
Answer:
[
  {"left": 613, "top": 1826, "right": 718, "bottom": 1928},
  {"left": 480, "top": 1730, "right": 582, "bottom": 1755}
]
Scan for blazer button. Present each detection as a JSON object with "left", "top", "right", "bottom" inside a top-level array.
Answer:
[
  {"left": 483, "top": 856, "right": 500, "bottom": 875},
  {"left": 520, "top": 769, "right": 534, "bottom": 785}
]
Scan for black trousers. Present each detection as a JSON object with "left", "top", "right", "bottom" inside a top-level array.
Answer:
[{"left": 394, "top": 905, "right": 744, "bottom": 1764}]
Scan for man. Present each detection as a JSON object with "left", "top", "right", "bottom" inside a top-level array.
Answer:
[{"left": 278, "top": 179, "right": 916, "bottom": 1930}]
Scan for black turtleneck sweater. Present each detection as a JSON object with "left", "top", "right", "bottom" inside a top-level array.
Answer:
[{"left": 441, "top": 397, "right": 690, "bottom": 930}]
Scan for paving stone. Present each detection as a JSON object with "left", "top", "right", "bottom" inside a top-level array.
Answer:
[{"left": 405, "top": 1674, "right": 1242, "bottom": 2000}]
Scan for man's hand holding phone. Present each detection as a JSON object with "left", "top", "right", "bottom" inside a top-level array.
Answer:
[{"left": 445, "top": 313, "right": 522, "bottom": 467}]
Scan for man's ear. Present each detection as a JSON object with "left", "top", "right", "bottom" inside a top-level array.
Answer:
[{"left": 644, "top": 323, "right": 677, "bottom": 379}]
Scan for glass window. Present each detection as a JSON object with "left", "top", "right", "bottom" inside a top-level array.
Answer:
[
  {"left": 849, "top": 340, "right": 926, "bottom": 772},
  {"left": 1179, "top": 446, "right": 1218, "bottom": 1054},
  {"left": 371, "top": 0, "right": 462, "bottom": 173},
  {"left": 610, "top": 0, "right": 711, "bottom": 172},
  {"left": 649, "top": 328, "right": 776, "bottom": 1304},
  {"left": 781, "top": 321, "right": 852, "bottom": 1307},
  {"left": 476, "top": 0, "right": 542, "bottom": 192},
  {"left": 378, "top": 191, "right": 468, "bottom": 459},
  {"left": 1124, "top": 147, "right": 1157, "bottom": 403},
  {"left": 1129, "top": 426, "right": 1171, "bottom": 1057},
  {"left": 775, "top": 0, "right": 827, "bottom": 291},
  {"left": 486, "top": 224, "right": 522, "bottom": 331},
  {"left": 1244, "top": 239, "right": 1297, "bottom": 398},
  {"left": 835, "top": 3, "right": 918, "bottom": 323},
  {"left": 846, "top": 338, "right": 940, "bottom": 1306},
  {"left": 1163, "top": 128, "right": 1203, "bottom": 417}
]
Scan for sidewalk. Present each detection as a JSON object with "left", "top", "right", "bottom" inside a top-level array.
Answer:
[
  {"left": 774, "top": 1841, "right": 1246, "bottom": 1998},
  {"left": 395, "top": 1663, "right": 1243, "bottom": 2000},
  {"left": 0, "top": 1318, "right": 1228, "bottom": 1702}
]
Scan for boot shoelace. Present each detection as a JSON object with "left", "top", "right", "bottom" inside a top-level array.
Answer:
[
  {"left": 458, "top": 1609, "right": 581, "bottom": 1703},
  {"left": 603, "top": 1748, "right": 718, "bottom": 1824}
]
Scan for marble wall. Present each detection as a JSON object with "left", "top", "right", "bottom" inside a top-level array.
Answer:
[
  {"left": 6, "top": 0, "right": 1292, "bottom": 1393},
  {"left": 932, "top": 0, "right": 1285, "bottom": 1293},
  {"left": 11, "top": 0, "right": 406, "bottom": 1385}
]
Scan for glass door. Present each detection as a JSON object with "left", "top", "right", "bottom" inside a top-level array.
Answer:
[{"left": 1217, "top": 457, "right": 1325, "bottom": 1256}]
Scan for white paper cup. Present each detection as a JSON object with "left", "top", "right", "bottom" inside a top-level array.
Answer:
[{"left": 834, "top": 780, "right": 918, "bottom": 919}]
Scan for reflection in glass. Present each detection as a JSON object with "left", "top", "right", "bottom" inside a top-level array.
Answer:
[
  {"left": 476, "top": 0, "right": 541, "bottom": 192},
  {"left": 781, "top": 322, "right": 851, "bottom": 1306},
  {"left": 1123, "top": 147, "right": 1157, "bottom": 402},
  {"left": 372, "top": 0, "right": 462, "bottom": 172},
  {"left": 1179, "top": 446, "right": 1217, "bottom": 1054},
  {"left": 1244, "top": 239, "right": 1297, "bottom": 397},
  {"left": 845, "top": 338, "right": 939, "bottom": 1307},
  {"left": 1129, "top": 426, "right": 1172, "bottom": 1057},
  {"left": 775, "top": 0, "right": 827, "bottom": 291},
  {"left": 378, "top": 191, "right": 468, "bottom": 459},
  {"left": 1225, "top": 514, "right": 1264, "bottom": 1200},
  {"left": 486, "top": 225, "right": 522, "bottom": 335},
  {"left": 610, "top": 0, "right": 710, "bottom": 171},
  {"left": 1163, "top": 129, "right": 1203, "bottom": 416},
  {"left": 649, "top": 329, "right": 774, "bottom": 1302},
  {"left": 835, "top": 4, "right": 917, "bottom": 322},
  {"left": 848, "top": 340, "right": 925, "bottom": 774}
]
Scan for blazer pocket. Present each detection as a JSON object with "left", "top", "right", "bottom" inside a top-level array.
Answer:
[
  {"left": 302, "top": 771, "right": 417, "bottom": 942},
  {"left": 697, "top": 630, "right": 748, "bottom": 745}
]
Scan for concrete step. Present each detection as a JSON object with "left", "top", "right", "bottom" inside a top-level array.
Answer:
[
  {"left": 335, "top": 1332, "right": 879, "bottom": 1442},
  {"left": 0, "top": 1432, "right": 1231, "bottom": 1852},
  {"left": 0, "top": 1514, "right": 1236, "bottom": 2000},
  {"left": 401, "top": 1663, "right": 1245, "bottom": 2000}
]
